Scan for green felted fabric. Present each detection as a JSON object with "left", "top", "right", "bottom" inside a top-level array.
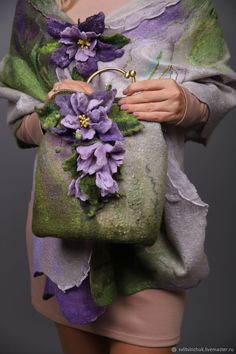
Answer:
[{"left": 32, "top": 120, "right": 167, "bottom": 246}]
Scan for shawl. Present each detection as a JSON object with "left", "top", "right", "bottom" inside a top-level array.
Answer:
[{"left": 1, "top": 0, "right": 236, "bottom": 325}]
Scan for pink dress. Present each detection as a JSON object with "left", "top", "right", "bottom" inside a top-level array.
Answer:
[{"left": 17, "top": 86, "right": 209, "bottom": 347}]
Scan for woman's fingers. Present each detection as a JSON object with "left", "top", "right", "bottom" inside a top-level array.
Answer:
[
  {"left": 119, "top": 101, "right": 171, "bottom": 114},
  {"left": 133, "top": 111, "right": 180, "bottom": 124},
  {"left": 123, "top": 79, "right": 176, "bottom": 96},
  {"left": 52, "top": 80, "right": 94, "bottom": 94},
  {"left": 118, "top": 89, "right": 169, "bottom": 106},
  {"left": 119, "top": 79, "right": 186, "bottom": 124},
  {"left": 46, "top": 79, "right": 95, "bottom": 102}
]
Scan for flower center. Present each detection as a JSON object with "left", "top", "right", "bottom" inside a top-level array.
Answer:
[
  {"left": 78, "top": 38, "right": 91, "bottom": 49},
  {"left": 79, "top": 114, "right": 90, "bottom": 128}
]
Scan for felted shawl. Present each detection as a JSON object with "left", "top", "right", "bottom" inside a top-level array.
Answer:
[{"left": 1, "top": 0, "right": 236, "bottom": 325}]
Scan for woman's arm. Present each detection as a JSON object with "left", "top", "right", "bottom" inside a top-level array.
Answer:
[
  {"left": 176, "top": 85, "right": 210, "bottom": 129},
  {"left": 117, "top": 79, "right": 210, "bottom": 136},
  {"left": 0, "top": 80, "right": 43, "bottom": 149},
  {"left": 15, "top": 112, "right": 45, "bottom": 146},
  {"left": 181, "top": 77, "right": 236, "bottom": 145},
  {"left": 15, "top": 80, "right": 209, "bottom": 147},
  {"left": 117, "top": 74, "right": 235, "bottom": 147}
]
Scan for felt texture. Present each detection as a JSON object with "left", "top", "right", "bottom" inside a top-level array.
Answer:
[
  {"left": 32, "top": 121, "right": 167, "bottom": 245},
  {"left": 1, "top": 0, "right": 236, "bottom": 325}
]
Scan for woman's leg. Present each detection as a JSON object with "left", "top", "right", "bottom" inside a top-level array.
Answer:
[
  {"left": 54, "top": 322, "right": 110, "bottom": 354},
  {"left": 110, "top": 339, "right": 174, "bottom": 354}
]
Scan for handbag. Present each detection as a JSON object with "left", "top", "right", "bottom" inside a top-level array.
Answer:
[{"left": 32, "top": 67, "right": 168, "bottom": 246}]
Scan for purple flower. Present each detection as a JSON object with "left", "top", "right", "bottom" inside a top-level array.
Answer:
[
  {"left": 68, "top": 175, "right": 89, "bottom": 201},
  {"left": 47, "top": 12, "right": 124, "bottom": 77},
  {"left": 96, "top": 165, "right": 119, "bottom": 197},
  {"left": 76, "top": 140, "right": 125, "bottom": 197},
  {"left": 76, "top": 141, "right": 125, "bottom": 176},
  {"left": 55, "top": 90, "right": 124, "bottom": 142},
  {"left": 50, "top": 126, "right": 78, "bottom": 144}
]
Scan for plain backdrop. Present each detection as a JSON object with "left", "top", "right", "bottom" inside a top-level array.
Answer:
[{"left": 0, "top": 1, "right": 236, "bottom": 353}]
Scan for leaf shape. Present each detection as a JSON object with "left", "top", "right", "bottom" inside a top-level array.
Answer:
[
  {"left": 113, "top": 166, "right": 123, "bottom": 181},
  {"left": 42, "top": 111, "right": 62, "bottom": 130},
  {"left": 35, "top": 101, "right": 61, "bottom": 130},
  {"left": 80, "top": 175, "right": 101, "bottom": 203},
  {"left": 62, "top": 151, "right": 78, "bottom": 178},
  {"left": 72, "top": 67, "right": 86, "bottom": 81},
  {"left": 100, "top": 34, "right": 130, "bottom": 49},
  {"left": 108, "top": 104, "right": 145, "bottom": 136},
  {"left": 79, "top": 175, "right": 105, "bottom": 218},
  {"left": 38, "top": 41, "right": 61, "bottom": 54}
]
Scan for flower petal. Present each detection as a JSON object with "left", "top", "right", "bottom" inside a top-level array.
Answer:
[
  {"left": 51, "top": 46, "right": 71, "bottom": 68},
  {"left": 68, "top": 178, "right": 76, "bottom": 196},
  {"left": 82, "top": 47, "right": 96, "bottom": 58},
  {"left": 88, "top": 106, "right": 108, "bottom": 124},
  {"left": 74, "top": 176, "right": 89, "bottom": 201},
  {"left": 55, "top": 95, "right": 74, "bottom": 116},
  {"left": 77, "top": 142, "right": 101, "bottom": 160},
  {"left": 60, "top": 25, "right": 81, "bottom": 39},
  {"left": 76, "top": 57, "right": 98, "bottom": 78},
  {"left": 59, "top": 37, "right": 74, "bottom": 45},
  {"left": 77, "top": 156, "right": 94, "bottom": 174},
  {"left": 66, "top": 45, "right": 77, "bottom": 59},
  {"left": 86, "top": 99, "right": 103, "bottom": 112},
  {"left": 96, "top": 168, "right": 119, "bottom": 196},
  {"left": 79, "top": 12, "right": 105, "bottom": 34},
  {"left": 70, "top": 92, "right": 89, "bottom": 115},
  {"left": 61, "top": 114, "right": 80, "bottom": 130},
  {"left": 75, "top": 48, "right": 89, "bottom": 62},
  {"left": 93, "top": 144, "right": 108, "bottom": 169},
  {"left": 99, "top": 122, "right": 124, "bottom": 142},
  {"left": 108, "top": 159, "right": 119, "bottom": 174},
  {"left": 46, "top": 17, "right": 69, "bottom": 38},
  {"left": 90, "top": 89, "right": 117, "bottom": 113},
  {"left": 51, "top": 127, "right": 76, "bottom": 143},
  {"left": 96, "top": 40, "right": 124, "bottom": 62},
  {"left": 110, "top": 140, "right": 126, "bottom": 154},
  {"left": 80, "top": 127, "right": 96, "bottom": 140},
  {"left": 91, "top": 116, "right": 112, "bottom": 134}
]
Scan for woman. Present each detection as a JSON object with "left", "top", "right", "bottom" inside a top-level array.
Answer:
[{"left": 1, "top": 0, "right": 236, "bottom": 353}]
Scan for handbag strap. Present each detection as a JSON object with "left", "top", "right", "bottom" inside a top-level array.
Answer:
[
  {"left": 49, "top": 67, "right": 136, "bottom": 101},
  {"left": 86, "top": 67, "right": 136, "bottom": 84}
]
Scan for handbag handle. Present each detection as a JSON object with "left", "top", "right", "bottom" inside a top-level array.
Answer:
[
  {"left": 50, "top": 67, "right": 136, "bottom": 100},
  {"left": 86, "top": 67, "right": 136, "bottom": 84},
  {"left": 86, "top": 67, "right": 136, "bottom": 102}
]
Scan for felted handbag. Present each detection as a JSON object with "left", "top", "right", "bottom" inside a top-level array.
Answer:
[{"left": 32, "top": 67, "right": 168, "bottom": 246}]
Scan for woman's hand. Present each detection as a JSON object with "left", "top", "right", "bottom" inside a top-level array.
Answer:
[
  {"left": 117, "top": 79, "right": 186, "bottom": 125},
  {"left": 46, "top": 79, "right": 94, "bottom": 101}
]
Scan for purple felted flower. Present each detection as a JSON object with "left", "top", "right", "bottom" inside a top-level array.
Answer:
[
  {"left": 76, "top": 140, "right": 125, "bottom": 197},
  {"left": 50, "top": 126, "right": 78, "bottom": 144},
  {"left": 47, "top": 12, "right": 124, "bottom": 77},
  {"left": 55, "top": 90, "right": 124, "bottom": 142},
  {"left": 77, "top": 141, "right": 125, "bottom": 176},
  {"left": 68, "top": 175, "right": 89, "bottom": 201},
  {"left": 96, "top": 165, "right": 119, "bottom": 197}
]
